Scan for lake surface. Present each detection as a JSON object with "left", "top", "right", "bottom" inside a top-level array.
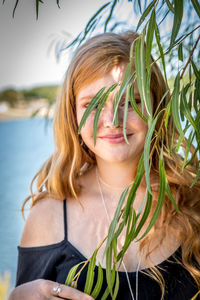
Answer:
[{"left": 0, "top": 118, "right": 54, "bottom": 287}]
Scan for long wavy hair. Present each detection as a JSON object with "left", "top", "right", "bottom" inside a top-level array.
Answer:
[{"left": 23, "top": 31, "right": 200, "bottom": 297}]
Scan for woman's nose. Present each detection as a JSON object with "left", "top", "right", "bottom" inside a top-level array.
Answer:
[{"left": 101, "top": 105, "right": 121, "bottom": 128}]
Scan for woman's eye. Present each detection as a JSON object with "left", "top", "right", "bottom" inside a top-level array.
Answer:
[{"left": 84, "top": 103, "right": 98, "bottom": 110}]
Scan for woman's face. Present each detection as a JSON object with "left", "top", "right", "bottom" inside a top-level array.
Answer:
[{"left": 76, "top": 64, "right": 148, "bottom": 165}]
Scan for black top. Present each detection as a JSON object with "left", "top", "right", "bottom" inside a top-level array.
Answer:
[{"left": 16, "top": 200, "right": 199, "bottom": 299}]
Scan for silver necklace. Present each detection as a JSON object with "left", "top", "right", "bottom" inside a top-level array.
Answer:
[{"left": 96, "top": 168, "right": 141, "bottom": 300}]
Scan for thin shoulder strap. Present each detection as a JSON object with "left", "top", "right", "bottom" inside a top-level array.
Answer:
[{"left": 63, "top": 199, "right": 68, "bottom": 240}]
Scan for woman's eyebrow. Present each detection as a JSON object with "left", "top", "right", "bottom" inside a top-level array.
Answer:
[{"left": 78, "top": 94, "right": 97, "bottom": 102}]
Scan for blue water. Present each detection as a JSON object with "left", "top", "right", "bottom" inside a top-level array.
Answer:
[{"left": 0, "top": 118, "right": 54, "bottom": 287}]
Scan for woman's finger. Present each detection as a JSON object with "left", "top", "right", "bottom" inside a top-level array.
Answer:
[{"left": 50, "top": 282, "right": 94, "bottom": 300}]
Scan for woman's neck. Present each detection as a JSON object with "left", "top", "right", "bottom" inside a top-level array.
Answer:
[{"left": 96, "top": 157, "right": 139, "bottom": 190}]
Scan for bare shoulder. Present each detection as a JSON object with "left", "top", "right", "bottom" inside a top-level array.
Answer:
[{"left": 20, "top": 197, "right": 64, "bottom": 247}]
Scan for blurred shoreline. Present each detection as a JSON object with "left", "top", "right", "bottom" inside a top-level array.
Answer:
[{"left": 0, "top": 99, "right": 54, "bottom": 121}]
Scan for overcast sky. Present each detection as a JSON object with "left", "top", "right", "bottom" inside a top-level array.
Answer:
[{"left": 0, "top": 0, "right": 111, "bottom": 91}]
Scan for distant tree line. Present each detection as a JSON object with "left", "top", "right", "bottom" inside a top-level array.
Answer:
[{"left": 0, "top": 85, "right": 59, "bottom": 107}]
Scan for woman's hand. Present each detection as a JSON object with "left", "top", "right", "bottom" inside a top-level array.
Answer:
[{"left": 8, "top": 279, "right": 94, "bottom": 300}]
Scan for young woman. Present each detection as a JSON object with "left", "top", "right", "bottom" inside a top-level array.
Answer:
[{"left": 9, "top": 31, "right": 200, "bottom": 300}]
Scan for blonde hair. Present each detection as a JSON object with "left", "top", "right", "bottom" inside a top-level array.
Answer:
[{"left": 23, "top": 31, "right": 200, "bottom": 297}]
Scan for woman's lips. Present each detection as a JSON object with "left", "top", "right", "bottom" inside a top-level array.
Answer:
[{"left": 99, "top": 133, "right": 133, "bottom": 144}]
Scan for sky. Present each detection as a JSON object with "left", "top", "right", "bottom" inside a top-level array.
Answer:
[{"left": 0, "top": 0, "right": 111, "bottom": 91}]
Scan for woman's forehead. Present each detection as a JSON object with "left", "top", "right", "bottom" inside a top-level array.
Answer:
[{"left": 76, "top": 64, "right": 139, "bottom": 101}]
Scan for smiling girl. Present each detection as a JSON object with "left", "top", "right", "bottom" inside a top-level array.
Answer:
[{"left": 9, "top": 31, "right": 200, "bottom": 300}]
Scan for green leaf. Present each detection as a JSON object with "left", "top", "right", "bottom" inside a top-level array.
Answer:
[
  {"left": 182, "top": 131, "right": 194, "bottom": 170},
  {"left": 138, "top": 150, "right": 166, "bottom": 240},
  {"left": 122, "top": 154, "right": 145, "bottom": 222},
  {"left": 191, "top": 169, "right": 200, "bottom": 188},
  {"left": 113, "top": 66, "right": 135, "bottom": 125},
  {"left": 12, "top": 0, "right": 19, "bottom": 18},
  {"left": 134, "top": 190, "right": 152, "bottom": 238},
  {"left": 144, "top": 112, "right": 163, "bottom": 194},
  {"left": 78, "top": 87, "right": 106, "bottom": 134},
  {"left": 165, "top": 181, "right": 180, "bottom": 212},
  {"left": 101, "top": 268, "right": 116, "bottom": 300},
  {"left": 130, "top": 83, "right": 147, "bottom": 122},
  {"left": 169, "top": 0, "right": 183, "bottom": 49},
  {"left": 146, "top": 9, "right": 155, "bottom": 71},
  {"left": 112, "top": 271, "right": 119, "bottom": 300},
  {"left": 136, "top": 0, "right": 157, "bottom": 31},
  {"left": 84, "top": 250, "right": 97, "bottom": 295},
  {"left": 65, "top": 262, "right": 85, "bottom": 286},
  {"left": 93, "top": 83, "right": 118, "bottom": 145},
  {"left": 56, "top": 0, "right": 60, "bottom": 8},
  {"left": 106, "top": 246, "right": 113, "bottom": 297},
  {"left": 181, "top": 86, "right": 197, "bottom": 131},
  {"left": 135, "top": 32, "right": 152, "bottom": 117},
  {"left": 104, "top": 0, "right": 118, "bottom": 32},
  {"left": 178, "top": 44, "right": 183, "bottom": 61},
  {"left": 191, "top": 59, "right": 200, "bottom": 81},
  {"left": 171, "top": 73, "right": 183, "bottom": 135},
  {"left": 123, "top": 85, "right": 130, "bottom": 144},
  {"left": 165, "top": 0, "right": 175, "bottom": 13},
  {"left": 191, "top": 0, "right": 200, "bottom": 18},
  {"left": 104, "top": 186, "right": 130, "bottom": 258},
  {"left": 155, "top": 21, "right": 167, "bottom": 83},
  {"left": 91, "top": 264, "right": 103, "bottom": 299}
]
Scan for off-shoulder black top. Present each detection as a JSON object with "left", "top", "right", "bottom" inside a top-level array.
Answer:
[{"left": 16, "top": 200, "right": 199, "bottom": 299}]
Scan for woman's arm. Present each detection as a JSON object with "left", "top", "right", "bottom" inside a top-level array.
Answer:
[{"left": 8, "top": 279, "right": 94, "bottom": 300}]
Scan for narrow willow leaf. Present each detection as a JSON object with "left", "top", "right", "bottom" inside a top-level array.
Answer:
[
  {"left": 136, "top": 0, "right": 157, "bottom": 31},
  {"left": 78, "top": 87, "right": 106, "bottom": 134},
  {"left": 123, "top": 85, "right": 130, "bottom": 144},
  {"left": 117, "top": 210, "right": 138, "bottom": 261},
  {"left": 113, "top": 65, "right": 135, "bottom": 125},
  {"left": 181, "top": 87, "right": 197, "bottom": 131},
  {"left": 113, "top": 220, "right": 125, "bottom": 240},
  {"left": 135, "top": 32, "right": 152, "bottom": 117},
  {"left": 122, "top": 153, "right": 145, "bottom": 222},
  {"left": 84, "top": 250, "right": 97, "bottom": 295},
  {"left": 165, "top": 0, "right": 175, "bottom": 13},
  {"left": 191, "top": 59, "right": 200, "bottom": 81},
  {"left": 104, "top": 0, "right": 118, "bottom": 32},
  {"left": 169, "top": 0, "right": 183, "bottom": 49},
  {"left": 85, "top": 3, "right": 110, "bottom": 34},
  {"left": 130, "top": 83, "right": 147, "bottom": 122},
  {"left": 106, "top": 245, "right": 113, "bottom": 297},
  {"left": 146, "top": 9, "right": 155, "bottom": 71},
  {"left": 91, "top": 264, "right": 103, "bottom": 299},
  {"left": 191, "top": 169, "right": 200, "bottom": 188},
  {"left": 171, "top": 73, "right": 183, "bottom": 135},
  {"left": 138, "top": 150, "right": 166, "bottom": 240},
  {"left": 165, "top": 181, "right": 180, "bottom": 212},
  {"left": 101, "top": 268, "right": 116, "bottom": 300},
  {"left": 65, "top": 262, "right": 85, "bottom": 286},
  {"left": 182, "top": 131, "right": 194, "bottom": 170},
  {"left": 104, "top": 186, "right": 130, "bottom": 257},
  {"left": 165, "top": 101, "right": 171, "bottom": 128},
  {"left": 178, "top": 44, "right": 183, "bottom": 61},
  {"left": 144, "top": 111, "right": 163, "bottom": 194},
  {"left": 56, "top": 0, "right": 60, "bottom": 8},
  {"left": 134, "top": 190, "right": 152, "bottom": 238},
  {"left": 155, "top": 21, "right": 167, "bottom": 83},
  {"left": 191, "top": 0, "right": 200, "bottom": 18},
  {"left": 112, "top": 271, "right": 119, "bottom": 300},
  {"left": 194, "top": 79, "right": 200, "bottom": 114},
  {"left": 154, "top": 90, "right": 169, "bottom": 118},
  {"left": 93, "top": 83, "right": 118, "bottom": 145},
  {"left": 12, "top": 0, "right": 19, "bottom": 18}
]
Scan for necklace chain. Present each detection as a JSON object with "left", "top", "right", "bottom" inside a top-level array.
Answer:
[
  {"left": 96, "top": 167, "right": 140, "bottom": 300},
  {"left": 98, "top": 170, "right": 133, "bottom": 190}
]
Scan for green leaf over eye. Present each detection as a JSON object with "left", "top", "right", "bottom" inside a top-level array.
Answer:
[
  {"left": 78, "top": 87, "right": 106, "bottom": 134},
  {"left": 93, "top": 83, "right": 118, "bottom": 145}
]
